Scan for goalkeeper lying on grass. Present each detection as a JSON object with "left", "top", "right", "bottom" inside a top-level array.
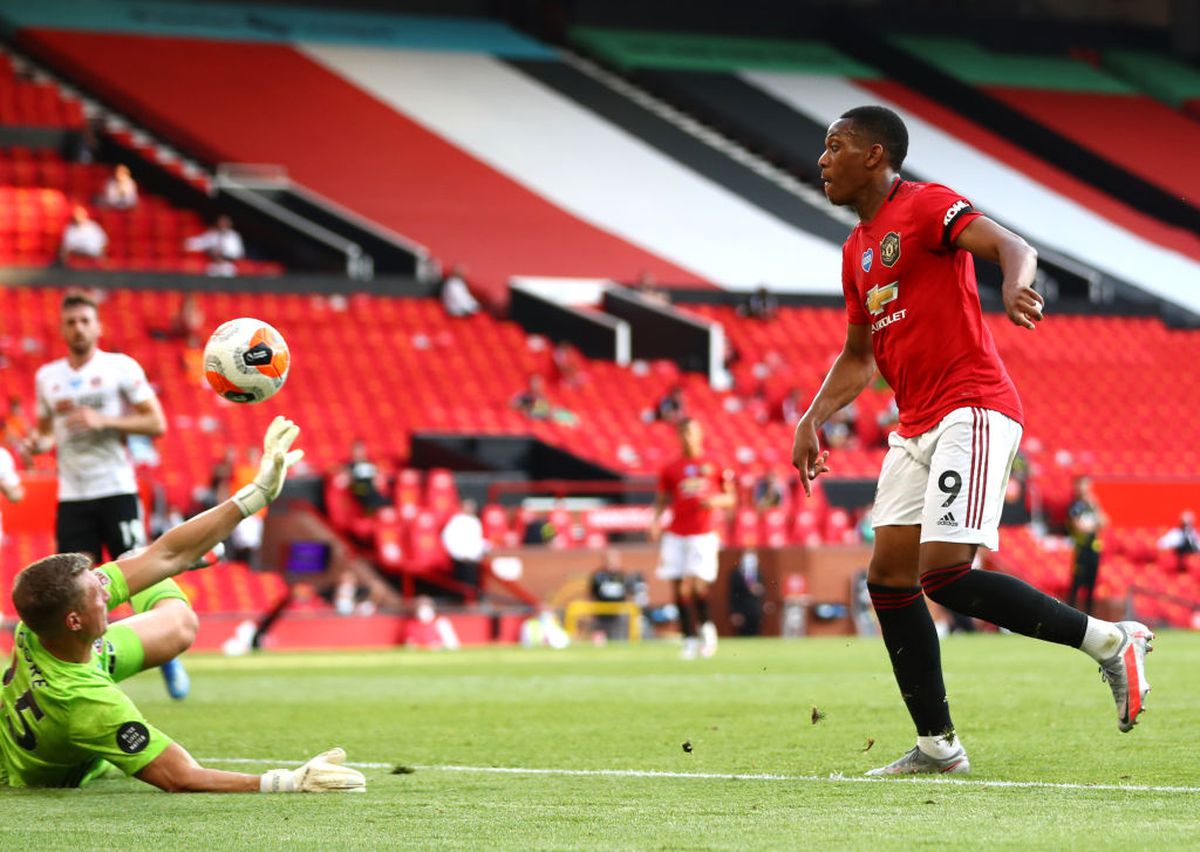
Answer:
[{"left": 1, "top": 417, "right": 365, "bottom": 793}]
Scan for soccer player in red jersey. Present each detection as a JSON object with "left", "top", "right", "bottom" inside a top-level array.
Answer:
[
  {"left": 650, "top": 419, "right": 736, "bottom": 659},
  {"left": 792, "top": 106, "right": 1153, "bottom": 775}
]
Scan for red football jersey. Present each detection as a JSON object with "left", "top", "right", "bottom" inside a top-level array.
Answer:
[
  {"left": 841, "top": 179, "right": 1023, "bottom": 438},
  {"left": 659, "top": 455, "right": 725, "bottom": 536}
]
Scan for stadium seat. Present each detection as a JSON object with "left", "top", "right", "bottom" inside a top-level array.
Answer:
[
  {"left": 404, "top": 509, "right": 451, "bottom": 574},
  {"left": 480, "top": 504, "right": 511, "bottom": 548},
  {"left": 731, "top": 507, "right": 761, "bottom": 548},
  {"left": 424, "top": 468, "right": 460, "bottom": 523}
]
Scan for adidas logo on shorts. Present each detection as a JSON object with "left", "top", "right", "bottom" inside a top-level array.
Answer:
[{"left": 936, "top": 512, "right": 957, "bottom": 527}]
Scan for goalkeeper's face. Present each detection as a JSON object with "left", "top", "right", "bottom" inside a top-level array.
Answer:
[{"left": 70, "top": 570, "right": 111, "bottom": 640}]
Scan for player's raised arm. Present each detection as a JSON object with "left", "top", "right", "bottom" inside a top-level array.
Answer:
[
  {"left": 117, "top": 416, "right": 303, "bottom": 595},
  {"left": 955, "top": 217, "right": 1042, "bottom": 330},
  {"left": 791, "top": 322, "right": 874, "bottom": 495},
  {"left": 136, "top": 742, "right": 365, "bottom": 793}
]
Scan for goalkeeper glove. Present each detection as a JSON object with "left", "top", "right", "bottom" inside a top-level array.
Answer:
[
  {"left": 233, "top": 416, "right": 304, "bottom": 518},
  {"left": 259, "top": 747, "right": 366, "bottom": 793}
]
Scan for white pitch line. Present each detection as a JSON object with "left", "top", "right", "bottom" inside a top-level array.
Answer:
[{"left": 200, "top": 758, "right": 1200, "bottom": 794}]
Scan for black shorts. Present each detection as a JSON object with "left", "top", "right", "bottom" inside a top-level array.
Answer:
[{"left": 56, "top": 493, "right": 147, "bottom": 562}]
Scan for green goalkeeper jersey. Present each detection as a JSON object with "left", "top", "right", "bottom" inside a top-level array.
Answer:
[{"left": 0, "top": 562, "right": 172, "bottom": 787}]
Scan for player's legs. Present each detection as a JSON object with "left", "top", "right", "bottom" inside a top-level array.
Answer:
[
  {"left": 682, "top": 533, "right": 720, "bottom": 657},
  {"left": 657, "top": 533, "right": 698, "bottom": 656},
  {"left": 864, "top": 429, "right": 964, "bottom": 774},
  {"left": 55, "top": 499, "right": 104, "bottom": 561},
  {"left": 916, "top": 411, "right": 1092, "bottom": 648},
  {"left": 868, "top": 525, "right": 957, "bottom": 749},
  {"left": 915, "top": 409, "right": 1152, "bottom": 731},
  {"left": 98, "top": 493, "right": 147, "bottom": 561}
]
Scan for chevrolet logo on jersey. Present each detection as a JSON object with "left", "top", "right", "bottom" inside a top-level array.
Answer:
[{"left": 866, "top": 281, "right": 899, "bottom": 316}]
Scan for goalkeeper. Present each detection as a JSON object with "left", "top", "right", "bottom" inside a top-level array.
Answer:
[{"left": 1, "top": 417, "right": 365, "bottom": 793}]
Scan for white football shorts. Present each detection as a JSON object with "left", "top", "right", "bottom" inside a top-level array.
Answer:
[
  {"left": 656, "top": 531, "right": 720, "bottom": 583},
  {"left": 872, "top": 406, "right": 1021, "bottom": 551}
]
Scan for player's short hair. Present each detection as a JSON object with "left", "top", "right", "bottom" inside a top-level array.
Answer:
[
  {"left": 61, "top": 291, "right": 98, "bottom": 314},
  {"left": 841, "top": 105, "right": 908, "bottom": 170},
  {"left": 12, "top": 553, "right": 93, "bottom": 634}
]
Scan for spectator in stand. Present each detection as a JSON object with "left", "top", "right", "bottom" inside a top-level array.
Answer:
[
  {"left": 549, "top": 340, "right": 585, "bottom": 389},
  {"left": 1158, "top": 510, "right": 1200, "bottom": 574},
  {"left": 184, "top": 215, "right": 244, "bottom": 277},
  {"left": 345, "top": 439, "right": 389, "bottom": 512},
  {"left": 738, "top": 285, "right": 779, "bottom": 321},
  {"left": 100, "top": 164, "right": 138, "bottom": 210},
  {"left": 634, "top": 270, "right": 670, "bottom": 305},
  {"left": 62, "top": 120, "right": 100, "bottom": 164},
  {"left": 441, "top": 499, "right": 487, "bottom": 596},
  {"left": 876, "top": 398, "right": 900, "bottom": 446},
  {"left": 440, "top": 264, "right": 481, "bottom": 318},
  {"left": 653, "top": 384, "right": 686, "bottom": 425},
  {"left": 752, "top": 469, "right": 789, "bottom": 511},
  {"left": 511, "top": 373, "right": 577, "bottom": 426},
  {"left": 778, "top": 387, "right": 804, "bottom": 426},
  {"left": 0, "top": 445, "right": 24, "bottom": 548},
  {"left": 512, "top": 374, "right": 552, "bottom": 421},
  {"left": 180, "top": 333, "right": 206, "bottom": 386},
  {"left": 59, "top": 205, "right": 107, "bottom": 263},
  {"left": 205, "top": 447, "right": 237, "bottom": 509},
  {"left": 820, "top": 403, "right": 858, "bottom": 450},
  {"left": 3, "top": 396, "right": 31, "bottom": 459},
  {"left": 1066, "top": 476, "right": 1107, "bottom": 615}
]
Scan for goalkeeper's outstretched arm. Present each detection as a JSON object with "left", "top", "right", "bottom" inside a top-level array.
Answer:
[
  {"left": 118, "top": 416, "right": 303, "bottom": 596},
  {"left": 136, "top": 743, "right": 366, "bottom": 793}
]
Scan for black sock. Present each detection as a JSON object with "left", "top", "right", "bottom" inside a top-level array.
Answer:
[
  {"left": 921, "top": 563, "right": 1087, "bottom": 647},
  {"left": 868, "top": 583, "right": 953, "bottom": 737},
  {"left": 677, "top": 594, "right": 696, "bottom": 638},
  {"left": 694, "top": 595, "right": 710, "bottom": 626}
]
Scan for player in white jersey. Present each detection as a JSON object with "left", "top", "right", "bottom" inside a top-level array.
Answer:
[
  {"left": 0, "top": 446, "right": 24, "bottom": 547},
  {"left": 26, "top": 292, "right": 190, "bottom": 700}
]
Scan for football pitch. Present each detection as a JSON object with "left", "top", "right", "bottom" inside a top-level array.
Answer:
[{"left": 2, "top": 632, "right": 1196, "bottom": 850}]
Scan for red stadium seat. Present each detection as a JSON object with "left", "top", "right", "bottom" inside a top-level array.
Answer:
[
  {"left": 761, "top": 508, "right": 789, "bottom": 548},
  {"left": 480, "top": 504, "right": 511, "bottom": 548},
  {"left": 731, "top": 507, "right": 761, "bottom": 548},
  {"left": 424, "top": 468, "right": 459, "bottom": 523},
  {"left": 404, "top": 510, "right": 450, "bottom": 574}
]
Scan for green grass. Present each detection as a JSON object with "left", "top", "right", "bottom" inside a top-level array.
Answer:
[{"left": 3, "top": 632, "right": 1197, "bottom": 850}]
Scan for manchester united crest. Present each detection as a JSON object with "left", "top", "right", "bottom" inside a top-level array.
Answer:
[{"left": 880, "top": 231, "right": 901, "bottom": 268}]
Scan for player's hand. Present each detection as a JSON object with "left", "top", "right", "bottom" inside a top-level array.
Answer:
[
  {"left": 647, "top": 518, "right": 661, "bottom": 543},
  {"left": 232, "top": 416, "right": 304, "bottom": 517},
  {"left": 65, "top": 407, "right": 105, "bottom": 433},
  {"left": 791, "top": 417, "right": 830, "bottom": 497},
  {"left": 260, "top": 747, "right": 366, "bottom": 793},
  {"left": 1002, "top": 281, "right": 1044, "bottom": 329},
  {"left": 22, "top": 432, "right": 51, "bottom": 456}
]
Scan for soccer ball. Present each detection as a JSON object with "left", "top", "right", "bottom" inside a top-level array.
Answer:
[{"left": 203, "top": 317, "right": 290, "bottom": 403}]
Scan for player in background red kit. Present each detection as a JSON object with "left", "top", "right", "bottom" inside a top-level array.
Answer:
[
  {"left": 792, "top": 106, "right": 1153, "bottom": 775},
  {"left": 650, "top": 419, "right": 736, "bottom": 659}
]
